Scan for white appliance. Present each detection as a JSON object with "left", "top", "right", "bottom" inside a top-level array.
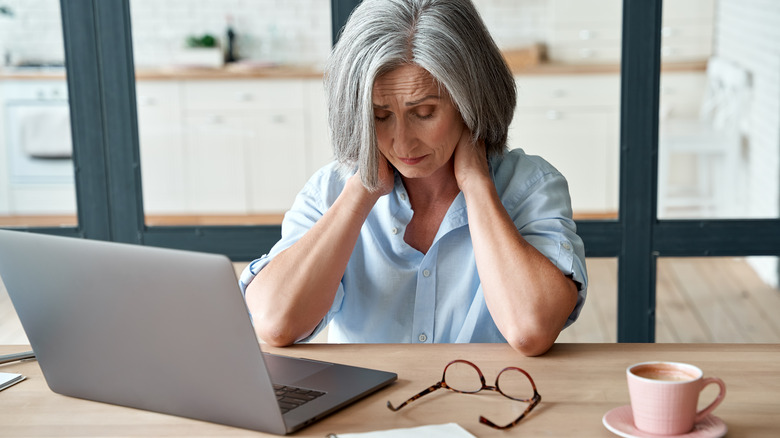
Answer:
[{"left": 4, "top": 78, "right": 73, "bottom": 184}]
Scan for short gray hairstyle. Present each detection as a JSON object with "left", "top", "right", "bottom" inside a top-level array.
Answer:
[{"left": 325, "top": 0, "right": 516, "bottom": 191}]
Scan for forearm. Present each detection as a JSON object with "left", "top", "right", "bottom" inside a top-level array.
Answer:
[
  {"left": 245, "top": 176, "right": 380, "bottom": 346},
  {"left": 461, "top": 176, "right": 578, "bottom": 356}
]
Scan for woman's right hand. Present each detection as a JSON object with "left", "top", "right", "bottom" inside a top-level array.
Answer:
[
  {"left": 375, "top": 152, "right": 396, "bottom": 196},
  {"left": 349, "top": 152, "right": 395, "bottom": 200}
]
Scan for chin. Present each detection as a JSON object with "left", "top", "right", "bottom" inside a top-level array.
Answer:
[{"left": 395, "top": 167, "right": 434, "bottom": 179}]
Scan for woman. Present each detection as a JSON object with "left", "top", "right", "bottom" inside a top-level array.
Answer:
[{"left": 241, "top": 0, "right": 587, "bottom": 356}]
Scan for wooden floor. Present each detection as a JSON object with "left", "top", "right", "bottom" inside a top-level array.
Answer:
[
  {"left": 556, "top": 258, "right": 780, "bottom": 343},
  {"left": 2, "top": 258, "right": 779, "bottom": 345}
]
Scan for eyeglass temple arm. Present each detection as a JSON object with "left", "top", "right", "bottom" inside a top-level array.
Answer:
[
  {"left": 479, "top": 391, "right": 542, "bottom": 430},
  {"left": 386, "top": 382, "right": 444, "bottom": 411}
]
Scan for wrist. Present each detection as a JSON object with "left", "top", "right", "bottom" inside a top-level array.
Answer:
[
  {"left": 344, "top": 173, "right": 383, "bottom": 215},
  {"left": 458, "top": 172, "right": 493, "bottom": 198}
]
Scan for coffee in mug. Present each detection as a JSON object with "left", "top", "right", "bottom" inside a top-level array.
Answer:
[
  {"left": 627, "top": 361, "right": 726, "bottom": 435},
  {"left": 631, "top": 362, "right": 699, "bottom": 381}
]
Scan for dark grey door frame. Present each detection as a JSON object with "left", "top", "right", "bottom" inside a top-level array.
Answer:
[{"left": 7, "top": 0, "right": 778, "bottom": 342}]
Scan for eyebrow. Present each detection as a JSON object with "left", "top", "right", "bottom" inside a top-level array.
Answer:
[
  {"left": 405, "top": 95, "right": 440, "bottom": 106},
  {"left": 372, "top": 94, "right": 440, "bottom": 109}
]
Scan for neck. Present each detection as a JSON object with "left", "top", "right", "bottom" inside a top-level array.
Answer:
[{"left": 401, "top": 159, "right": 461, "bottom": 209}]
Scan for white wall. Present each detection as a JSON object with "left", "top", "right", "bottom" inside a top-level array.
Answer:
[
  {"left": 0, "top": 0, "right": 334, "bottom": 68},
  {"left": 715, "top": 0, "right": 780, "bottom": 287},
  {"left": 0, "top": 0, "right": 550, "bottom": 69},
  {"left": 0, "top": 0, "right": 64, "bottom": 66}
]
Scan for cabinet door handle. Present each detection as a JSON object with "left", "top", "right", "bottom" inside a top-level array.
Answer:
[
  {"left": 579, "top": 29, "right": 593, "bottom": 40},
  {"left": 237, "top": 92, "right": 254, "bottom": 102},
  {"left": 552, "top": 89, "right": 567, "bottom": 98}
]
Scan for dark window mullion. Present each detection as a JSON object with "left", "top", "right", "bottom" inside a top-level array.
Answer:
[
  {"left": 92, "top": 0, "right": 145, "bottom": 244},
  {"left": 655, "top": 219, "right": 780, "bottom": 257},
  {"left": 617, "top": 0, "right": 663, "bottom": 342},
  {"left": 60, "top": 0, "right": 112, "bottom": 240}
]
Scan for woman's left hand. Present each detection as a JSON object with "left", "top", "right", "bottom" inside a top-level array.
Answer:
[{"left": 453, "top": 125, "right": 490, "bottom": 192}]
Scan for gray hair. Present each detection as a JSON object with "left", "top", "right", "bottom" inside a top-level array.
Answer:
[{"left": 324, "top": 0, "right": 516, "bottom": 191}]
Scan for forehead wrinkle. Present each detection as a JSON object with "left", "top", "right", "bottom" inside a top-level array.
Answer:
[{"left": 372, "top": 65, "right": 440, "bottom": 107}]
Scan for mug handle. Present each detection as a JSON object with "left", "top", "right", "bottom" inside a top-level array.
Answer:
[{"left": 695, "top": 377, "right": 727, "bottom": 422}]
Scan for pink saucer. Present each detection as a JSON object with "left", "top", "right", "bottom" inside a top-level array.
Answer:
[{"left": 602, "top": 405, "right": 727, "bottom": 438}]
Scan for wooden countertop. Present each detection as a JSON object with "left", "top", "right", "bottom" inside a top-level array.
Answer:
[
  {"left": 0, "top": 63, "right": 322, "bottom": 81},
  {"left": 0, "top": 60, "right": 707, "bottom": 81}
]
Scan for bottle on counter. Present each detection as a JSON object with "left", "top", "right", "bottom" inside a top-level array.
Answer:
[{"left": 225, "top": 15, "right": 238, "bottom": 63}]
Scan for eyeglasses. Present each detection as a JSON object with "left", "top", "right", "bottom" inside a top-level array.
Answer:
[{"left": 386, "top": 359, "right": 541, "bottom": 429}]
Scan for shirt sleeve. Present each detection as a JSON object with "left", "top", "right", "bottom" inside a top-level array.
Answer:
[
  {"left": 238, "top": 163, "right": 348, "bottom": 341},
  {"left": 239, "top": 167, "right": 332, "bottom": 296},
  {"left": 493, "top": 150, "right": 589, "bottom": 328}
]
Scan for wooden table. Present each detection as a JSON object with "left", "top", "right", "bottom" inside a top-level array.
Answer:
[{"left": 1, "top": 343, "right": 778, "bottom": 437}]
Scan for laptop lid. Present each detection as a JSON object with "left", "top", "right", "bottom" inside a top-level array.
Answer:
[{"left": 0, "top": 230, "right": 396, "bottom": 434}]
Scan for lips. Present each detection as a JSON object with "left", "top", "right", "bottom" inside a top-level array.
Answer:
[{"left": 398, "top": 156, "right": 426, "bottom": 165}]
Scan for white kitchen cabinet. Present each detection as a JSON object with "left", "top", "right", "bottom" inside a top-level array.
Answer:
[
  {"left": 8, "top": 184, "right": 76, "bottom": 214},
  {"left": 182, "top": 79, "right": 305, "bottom": 112},
  {"left": 182, "top": 113, "right": 250, "bottom": 213},
  {"left": 136, "top": 81, "right": 186, "bottom": 214},
  {"left": 304, "top": 78, "right": 334, "bottom": 177},
  {"left": 510, "top": 74, "right": 620, "bottom": 215},
  {"left": 0, "top": 79, "right": 76, "bottom": 215},
  {"left": 547, "top": 0, "right": 623, "bottom": 64},
  {"left": 181, "top": 79, "right": 309, "bottom": 214},
  {"left": 246, "top": 110, "right": 307, "bottom": 213},
  {"left": 661, "top": 0, "right": 715, "bottom": 63},
  {"left": 547, "top": 0, "right": 714, "bottom": 64}
]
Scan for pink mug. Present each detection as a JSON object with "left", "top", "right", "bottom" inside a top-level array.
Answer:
[{"left": 627, "top": 361, "right": 726, "bottom": 435}]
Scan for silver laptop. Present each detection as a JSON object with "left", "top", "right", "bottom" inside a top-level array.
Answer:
[{"left": 0, "top": 229, "right": 396, "bottom": 434}]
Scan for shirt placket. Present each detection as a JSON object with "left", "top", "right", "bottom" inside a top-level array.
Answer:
[{"left": 411, "top": 251, "right": 436, "bottom": 343}]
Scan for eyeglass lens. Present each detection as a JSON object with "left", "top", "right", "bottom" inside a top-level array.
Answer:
[
  {"left": 496, "top": 368, "right": 535, "bottom": 401},
  {"left": 443, "top": 361, "right": 484, "bottom": 393},
  {"left": 443, "top": 360, "right": 535, "bottom": 401}
]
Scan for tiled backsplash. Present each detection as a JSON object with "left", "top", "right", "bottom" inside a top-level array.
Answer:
[
  {"left": 0, "top": 0, "right": 64, "bottom": 66},
  {"left": 0, "top": 0, "right": 548, "bottom": 69},
  {"left": 129, "top": 0, "right": 332, "bottom": 68}
]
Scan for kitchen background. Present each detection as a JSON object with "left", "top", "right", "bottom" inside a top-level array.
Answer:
[
  {"left": 0, "top": 0, "right": 552, "bottom": 70},
  {"left": 0, "top": 1, "right": 779, "bottom": 344}
]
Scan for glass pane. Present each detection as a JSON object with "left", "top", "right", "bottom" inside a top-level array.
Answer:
[
  {"left": 0, "top": 0, "right": 77, "bottom": 228},
  {"left": 658, "top": 0, "right": 779, "bottom": 221},
  {"left": 557, "top": 257, "right": 617, "bottom": 343},
  {"left": 656, "top": 257, "right": 780, "bottom": 343},
  {"left": 0, "top": 273, "right": 27, "bottom": 344},
  {"left": 476, "top": 0, "right": 622, "bottom": 220},
  {"left": 130, "top": 0, "right": 332, "bottom": 226}
]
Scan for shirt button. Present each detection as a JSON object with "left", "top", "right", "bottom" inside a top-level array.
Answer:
[
  {"left": 391, "top": 227, "right": 398, "bottom": 235},
  {"left": 422, "top": 269, "right": 431, "bottom": 277},
  {"left": 562, "top": 242, "right": 571, "bottom": 250},
  {"left": 418, "top": 333, "right": 428, "bottom": 342},
  {"left": 400, "top": 193, "right": 407, "bottom": 201}
]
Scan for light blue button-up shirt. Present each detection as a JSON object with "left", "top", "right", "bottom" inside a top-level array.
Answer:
[{"left": 239, "top": 148, "right": 588, "bottom": 344}]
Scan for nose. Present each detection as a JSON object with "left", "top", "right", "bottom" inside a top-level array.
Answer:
[{"left": 392, "top": 119, "right": 416, "bottom": 156}]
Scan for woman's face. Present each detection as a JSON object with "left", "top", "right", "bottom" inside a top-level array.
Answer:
[{"left": 372, "top": 64, "right": 464, "bottom": 181}]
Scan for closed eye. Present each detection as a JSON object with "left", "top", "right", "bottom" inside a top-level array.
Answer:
[
  {"left": 413, "top": 105, "right": 435, "bottom": 120},
  {"left": 374, "top": 108, "right": 392, "bottom": 122}
]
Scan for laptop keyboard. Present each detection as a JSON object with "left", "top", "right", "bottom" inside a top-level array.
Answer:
[{"left": 273, "top": 384, "right": 326, "bottom": 413}]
